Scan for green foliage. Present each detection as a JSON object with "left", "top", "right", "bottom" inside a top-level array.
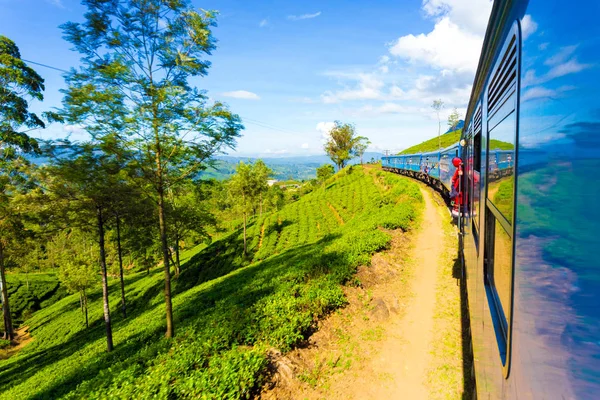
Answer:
[
  {"left": 5, "top": 273, "right": 67, "bottom": 324},
  {"left": 0, "top": 166, "right": 422, "bottom": 399},
  {"left": 447, "top": 107, "right": 461, "bottom": 131},
  {"left": 316, "top": 164, "right": 335, "bottom": 185},
  {"left": 323, "top": 121, "right": 366, "bottom": 170},
  {"left": 399, "top": 129, "right": 462, "bottom": 154},
  {"left": 0, "top": 35, "right": 60, "bottom": 154},
  {"left": 0, "top": 339, "right": 10, "bottom": 349},
  {"left": 489, "top": 139, "right": 515, "bottom": 150},
  {"left": 491, "top": 176, "right": 514, "bottom": 221}
]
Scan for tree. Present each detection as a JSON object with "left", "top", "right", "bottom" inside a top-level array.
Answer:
[
  {"left": 265, "top": 185, "right": 285, "bottom": 212},
  {"left": 431, "top": 99, "right": 444, "bottom": 150},
  {"left": 324, "top": 121, "right": 363, "bottom": 170},
  {"left": 0, "top": 36, "right": 60, "bottom": 153},
  {"left": 50, "top": 230, "right": 98, "bottom": 328},
  {"left": 316, "top": 164, "right": 335, "bottom": 186},
  {"left": 228, "top": 161, "right": 271, "bottom": 256},
  {"left": 60, "top": 0, "right": 244, "bottom": 338},
  {"left": 0, "top": 36, "right": 60, "bottom": 340},
  {"left": 354, "top": 137, "right": 371, "bottom": 165},
  {"left": 45, "top": 140, "right": 134, "bottom": 352},
  {"left": 166, "top": 183, "right": 215, "bottom": 276},
  {"left": 447, "top": 108, "right": 461, "bottom": 131},
  {"left": 252, "top": 160, "right": 272, "bottom": 216}
]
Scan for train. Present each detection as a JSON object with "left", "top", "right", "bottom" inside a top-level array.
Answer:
[{"left": 382, "top": 0, "right": 600, "bottom": 398}]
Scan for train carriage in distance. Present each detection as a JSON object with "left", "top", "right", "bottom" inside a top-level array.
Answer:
[{"left": 383, "top": 0, "right": 600, "bottom": 398}]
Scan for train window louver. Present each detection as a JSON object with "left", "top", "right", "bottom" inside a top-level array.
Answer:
[{"left": 488, "top": 35, "right": 517, "bottom": 119}]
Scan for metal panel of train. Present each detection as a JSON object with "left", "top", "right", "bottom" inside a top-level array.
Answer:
[{"left": 383, "top": 0, "right": 600, "bottom": 398}]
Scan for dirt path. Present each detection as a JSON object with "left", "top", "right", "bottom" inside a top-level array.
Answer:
[
  {"left": 258, "top": 223, "right": 266, "bottom": 250},
  {"left": 262, "top": 185, "right": 465, "bottom": 399},
  {"left": 346, "top": 186, "right": 444, "bottom": 399},
  {"left": 327, "top": 202, "right": 345, "bottom": 225},
  {"left": 0, "top": 326, "right": 33, "bottom": 360}
]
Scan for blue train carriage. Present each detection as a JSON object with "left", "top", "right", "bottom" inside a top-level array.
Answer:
[
  {"left": 460, "top": 0, "right": 600, "bottom": 398},
  {"left": 382, "top": 144, "right": 460, "bottom": 196}
]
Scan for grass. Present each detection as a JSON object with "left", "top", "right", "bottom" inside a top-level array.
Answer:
[
  {"left": 490, "top": 176, "right": 514, "bottom": 222},
  {"left": 0, "top": 165, "right": 422, "bottom": 399},
  {"left": 399, "top": 129, "right": 462, "bottom": 154}
]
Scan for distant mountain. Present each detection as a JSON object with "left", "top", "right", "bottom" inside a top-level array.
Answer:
[
  {"left": 216, "top": 152, "right": 384, "bottom": 166},
  {"left": 205, "top": 152, "right": 384, "bottom": 181}
]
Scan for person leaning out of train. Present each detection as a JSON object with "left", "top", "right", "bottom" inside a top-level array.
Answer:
[{"left": 450, "top": 157, "right": 463, "bottom": 218}]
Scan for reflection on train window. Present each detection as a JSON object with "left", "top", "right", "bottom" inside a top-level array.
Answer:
[
  {"left": 473, "top": 132, "right": 481, "bottom": 239},
  {"left": 484, "top": 210, "right": 513, "bottom": 364},
  {"left": 492, "top": 221, "right": 512, "bottom": 332},
  {"left": 487, "top": 110, "right": 516, "bottom": 224}
]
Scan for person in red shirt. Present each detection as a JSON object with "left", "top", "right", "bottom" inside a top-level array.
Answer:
[{"left": 450, "top": 157, "right": 463, "bottom": 217}]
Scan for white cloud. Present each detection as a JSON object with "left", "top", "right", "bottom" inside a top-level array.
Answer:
[
  {"left": 301, "top": 143, "right": 309, "bottom": 149},
  {"left": 321, "top": 74, "right": 384, "bottom": 103},
  {"left": 389, "top": 17, "right": 483, "bottom": 73},
  {"left": 361, "top": 103, "right": 422, "bottom": 115},
  {"left": 389, "top": 85, "right": 405, "bottom": 98},
  {"left": 259, "top": 19, "right": 268, "bottom": 28},
  {"left": 379, "top": 65, "right": 389, "bottom": 74},
  {"left": 46, "top": 0, "right": 64, "bottom": 8},
  {"left": 545, "top": 46, "right": 578, "bottom": 66},
  {"left": 264, "top": 149, "right": 289, "bottom": 155},
  {"left": 538, "top": 42, "right": 549, "bottom": 51},
  {"left": 423, "top": 0, "right": 492, "bottom": 35},
  {"left": 63, "top": 124, "right": 85, "bottom": 134},
  {"left": 316, "top": 122, "right": 335, "bottom": 142},
  {"left": 520, "top": 132, "right": 566, "bottom": 149},
  {"left": 521, "top": 14, "right": 538, "bottom": 40},
  {"left": 288, "top": 12, "right": 321, "bottom": 21},
  {"left": 546, "top": 60, "right": 590, "bottom": 80},
  {"left": 524, "top": 45, "right": 591, "bottom": 87},
  {"left": 221, "top": 90, "right": 260, "bottom": 100}
]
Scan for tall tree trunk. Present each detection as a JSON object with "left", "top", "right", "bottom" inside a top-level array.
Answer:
[
  {"left": 0, "top": 243, "right": 14, "bottom": 341},
  {"left": 153, "top": 92, "right": 174, "bottom": 338},
  {"left": 243, "top": 212, "right": 247, "bottom": 256},
  {"left": 259, "top": 193, "right": 263, "bottom": 217},
  {"left": 97, "top": 206, "right": 113, "bottom": 352},
  {"left": 79, "top": 292, "right": 83, "bottom": 314},
  {"left": 174, "top": 236, "right": 180, "bottom": 277},
  {"left": 83, "top": 289, "right": 89, "bottom": 328},
  {"left": 158, "top": 188, "right": 174, "bottom": 337},
  {"left": 116, "top": 215, "right": 126, "bottom": 319}
]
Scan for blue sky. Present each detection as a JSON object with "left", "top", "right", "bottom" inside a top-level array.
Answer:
[{"left": 0, "top": 0, "right": 496, "bottom": 157}]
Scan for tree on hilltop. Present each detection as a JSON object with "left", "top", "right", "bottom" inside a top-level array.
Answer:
[
  {"left": 323, "top": 121, "right": 369, "bottom": 170},
  {"left": 447, "top": 108, "right": 462, "bottom": 131},
  {"left": 355, "top": 137, "right": 371, "bottom": 165},
  {"left": 60, "top": 0, "right": 244, "bottom": 338}
]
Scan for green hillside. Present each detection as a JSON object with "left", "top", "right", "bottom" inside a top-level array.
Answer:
[
  {"left": 400, "top": 129, "right": 462, "bottom": 154},
  {"left": 5, "top": 273, "right": 68, "bottom": 324},
  {"left": 0, "top": 166, "right": 422, "bottom": 399}
]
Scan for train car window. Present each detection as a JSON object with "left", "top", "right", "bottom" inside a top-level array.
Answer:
[{"left": 483, "top": 24, "right": 519, "bottom": 373}]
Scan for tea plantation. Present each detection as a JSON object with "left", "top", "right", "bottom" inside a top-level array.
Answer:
[{"left": 0, "top": 166, "right": 422, "bottom": 399}]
